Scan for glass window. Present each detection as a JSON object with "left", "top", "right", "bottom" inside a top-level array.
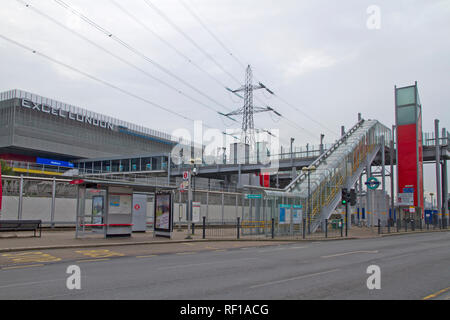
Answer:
[
  {"left": 396, "top": 87, "right": 415, "bottom": 106},
  {"left": 397, "top": 105, "right": 416, "bottom": 125}
]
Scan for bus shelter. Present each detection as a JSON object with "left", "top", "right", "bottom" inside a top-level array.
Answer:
[{"left": 72, "top": 179, "right": 176, "bottom": 239}]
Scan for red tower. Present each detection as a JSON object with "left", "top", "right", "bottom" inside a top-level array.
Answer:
[{"left": 395, "top": 83, "right": 424, "bottom": 217}]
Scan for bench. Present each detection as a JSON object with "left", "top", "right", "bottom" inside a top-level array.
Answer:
[{"left": 0, "top": 220, "right": 42, "bottom": 237}]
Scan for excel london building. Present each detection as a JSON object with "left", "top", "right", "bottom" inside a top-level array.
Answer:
[{"left": 0, "top": 89, "right": 177, "bottom": 174}]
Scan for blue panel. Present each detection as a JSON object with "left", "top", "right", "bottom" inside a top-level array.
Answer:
[{"left": 36, "top": 157, "right": 74, "bottom": 168}]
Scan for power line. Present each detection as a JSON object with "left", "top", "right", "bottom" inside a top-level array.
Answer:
[
  {"left": 178, "top": 0, "right": 247, "bottom": 71},
  {"left": 15, "top": 0, "right": 237, "bottom": 123},
  {"left": 180, "top": 0, "right": 338, "bottom": 137},
  {"left": 109, "top": 0, "right": 242, "bottom": 101},
  {"left": 0, "top": 33, "right": 197, "bottom": 123},
  {"left": 52, "top": 0, "right": 235, "bottom": 117},
  {"left": 142, "top": 0, "right": 242, "bottom": 86}
]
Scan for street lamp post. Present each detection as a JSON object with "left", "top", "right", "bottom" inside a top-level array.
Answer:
[
  {"left": 186, "top": 159, "right": 200, "bottom": 240},
  {"left": 302, "top": 165, "right": 316, "bottom": 234}
]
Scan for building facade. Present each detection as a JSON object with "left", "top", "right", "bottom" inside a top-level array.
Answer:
[{"left": 0, "top": 89, "right": 176, "bottom": 162}]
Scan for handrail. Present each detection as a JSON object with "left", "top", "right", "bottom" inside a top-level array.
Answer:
[{"left": 285, "top": 119, "right": 366, "bottom": 191}]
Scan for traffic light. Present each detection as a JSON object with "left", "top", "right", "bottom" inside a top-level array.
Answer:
[
  {"left": 350, "top": 189, "right": 357, "bottom": 206},
  {"left": 342, "top": 188, "right": 349, "bottom": 205}
]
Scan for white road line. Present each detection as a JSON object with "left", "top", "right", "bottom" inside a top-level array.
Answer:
[
  {"left": 258, "top": 246, "right": 307, "bottom": 253},
  {"left": 250, "top": 269, "right": 340, "bottom": 289},
  {"left": 0, "top": 278, "right": 63, "bottom": 289},
  {"left": 321, "top": 250, "right": 379, "bottom": 259}
]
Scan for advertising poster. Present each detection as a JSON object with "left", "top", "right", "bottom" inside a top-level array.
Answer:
[
  {"left": 154, "top": 193, "right": 172, "bottom": 232},
  {"left": 92, "top": 195, "right": 104, "bottom": 225}
]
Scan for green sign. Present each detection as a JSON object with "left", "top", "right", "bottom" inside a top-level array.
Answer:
[
  {"left": 279, "top": 204, "right": 292, "bottom": 209},
  {"left": 366, "top": 177, "right": 380, "bottom": 190},
  {"left": 245, "top": 194, "right": 262, "bottom": 199}
]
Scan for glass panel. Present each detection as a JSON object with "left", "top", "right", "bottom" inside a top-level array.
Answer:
[
  {"left": 397, "top": 105, "right": 416, "bottom": 125},
  {"left": 396, "top": 87, "right": 415, "bottom": 106}
]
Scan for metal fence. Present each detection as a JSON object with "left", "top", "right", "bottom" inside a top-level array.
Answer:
[
  {"left": 376, "top": 218, "right": 448, "bottom": 235},
  {"left": 178, "top": 217, "right": 347, "bottom": 241}
]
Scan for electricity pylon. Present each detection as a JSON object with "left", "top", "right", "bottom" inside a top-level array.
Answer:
[{"left": 221, "top": 65, "right": 280, "bottom": 147}]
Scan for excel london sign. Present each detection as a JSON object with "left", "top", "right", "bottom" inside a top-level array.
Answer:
[{"left": 21, "top": 99, "right": 115, "bottom": 130}]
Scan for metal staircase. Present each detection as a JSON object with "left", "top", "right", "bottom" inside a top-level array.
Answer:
[{"left": 282, "top": 119, "right": 391, "bottom": 232}]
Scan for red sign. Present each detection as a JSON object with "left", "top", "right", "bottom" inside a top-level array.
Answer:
[
  {"left": 70, "top": 179, "right": 85, "bottom": 185},
  {"left": 134, "top": 204, "right": 141, "bottom": 210}
]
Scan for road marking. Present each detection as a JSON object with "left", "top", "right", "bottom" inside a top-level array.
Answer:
[
  {"left": 423, "top": 287, "right": 450, "bottom": 300},
  {"left": 259, "top": 246, "right": 307, "bottom": 253},
  {"left": 182, "top": 243, "right": 195, "bottom": 246},
  {"left": 136, "top": 255, "right": 157, "bottom": 259},
  {"left": 205, "top": 246, "right": 219, "bottom": 250},
  {"left": 76, "top": 258, "right": 110, "bottom": 263},
  {"left": 0, "top": 278, "right": 64, "bottom": 289},
  {"left": 2, "top": 252, "right": 61, "bottom": 264},
  {"left": 1, "top": 264, "right": 45, "bottom": 270},
  {"left": 250, "top": 269, "right": 340, "bottom": 289},
  {"left": 75, "top": 249, "right": 124, "bottom": 258},
  {"left": 176, "top": 252, "right": 197, "bottom": 255},
  {"left": 321, "top": 251, "right": 379, "bottom": 259}
]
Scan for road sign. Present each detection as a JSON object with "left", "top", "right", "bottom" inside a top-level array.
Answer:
[
  {"left": 180, "top": 181, "right": 189, "bottom": 191},
  {"left": 183, "top": 171, "right": 190, "bottom": 181},
  {"left": 365, "top": 177, "right": 380, "bottom": 190},
  {"left": 245, "top": 194, "right": 262, "bottom": 199}
]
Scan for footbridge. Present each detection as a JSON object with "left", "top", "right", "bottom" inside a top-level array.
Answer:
[{"left": 256, "top": 119, "right": 392, "bottom": 233}]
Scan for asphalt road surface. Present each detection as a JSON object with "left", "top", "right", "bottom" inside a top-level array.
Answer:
[{"left": 0, "top": 231, "right": 448, "bottom": 300}]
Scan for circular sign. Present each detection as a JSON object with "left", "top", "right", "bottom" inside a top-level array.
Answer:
[
  {"left": 365, "top": 177, "right": 380, "bottom": 190},
  {"left": 134, "top": 204, "right": 141, "bottom": 210}
]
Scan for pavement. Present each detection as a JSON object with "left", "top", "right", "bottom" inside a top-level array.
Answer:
[
  {"left": 0, "top": 231, "right": 448, "bottom": 300},
  {"left": 0, "top": 226, "right": 447, "bottom": 254}
]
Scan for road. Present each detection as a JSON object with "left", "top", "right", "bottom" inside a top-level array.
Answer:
[{"left": 0, "top": 231, "right": 448, "bottom": 300}]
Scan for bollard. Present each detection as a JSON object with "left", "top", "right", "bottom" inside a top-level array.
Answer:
[
  {"left": 412, "top": 220, "right": 415, "bottom": 231},
  {"left": 325, "top": 219, "right": 328, "bottom": 238},
  {"left": 271, "top": 218, "right": 275, "bottom": 239},
  {"left": 340, "top": 219, "right": 344, "bottom": 237},
  {"left": 192, "top": 223, "right": 195, "bottom": 235},
  {"left": 378, "top": 219, "right": 381, "bottom": 235},
  {"left": 237, "top": 217, "right": 240, "bottom": 240},
  {"left": 202, "top": 217, "right": 206, "bottom": 240},
  {"left": 303, "top": 219, "right": 306, "bottom": 239}
]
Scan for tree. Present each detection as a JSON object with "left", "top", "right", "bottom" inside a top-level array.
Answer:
[{"left": 0, "top": 159, "right": 14, "bottom": 176}]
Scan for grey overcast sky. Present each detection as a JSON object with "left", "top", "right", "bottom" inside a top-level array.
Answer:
[{"left": 0, "top": 0, "right": 449, "bottom": 193}]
